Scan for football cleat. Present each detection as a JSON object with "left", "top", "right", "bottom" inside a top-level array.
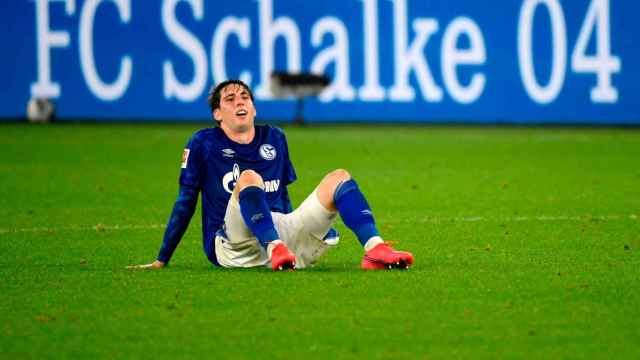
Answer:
[
  {"left": 270, "top": 243, "right": 296, "bottom": 271},
  {"left": 361, "top": 243, "right": 414, "bottom": 270}
]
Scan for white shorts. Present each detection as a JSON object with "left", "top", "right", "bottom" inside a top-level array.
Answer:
[{"left": 214, "top": 189, "right": 339, "bottom": 269}]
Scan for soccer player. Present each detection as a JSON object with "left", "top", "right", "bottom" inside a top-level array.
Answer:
[{"left": 128, "top": 80, "right": 413, "bottom": 271}]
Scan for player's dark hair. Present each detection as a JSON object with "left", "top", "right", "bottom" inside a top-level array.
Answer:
[{"left": 207, "top": 80, "right": 254, "bottom": 124}]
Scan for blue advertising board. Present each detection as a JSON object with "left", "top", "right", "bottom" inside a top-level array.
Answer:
[{"left": 1, "top": 0, "right": 638, "bottom": 123}]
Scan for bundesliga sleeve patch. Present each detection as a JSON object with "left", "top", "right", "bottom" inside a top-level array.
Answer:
[{"left": 181, "top": 149, "right": 190, "bottom": 169}]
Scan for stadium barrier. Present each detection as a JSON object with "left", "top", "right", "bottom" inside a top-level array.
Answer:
[{"left": 1, "top": 0, "right": 638, "bottom": 124}]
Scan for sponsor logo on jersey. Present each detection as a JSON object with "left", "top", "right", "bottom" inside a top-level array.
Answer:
[
  {"left": 181, "top": 149, "right": 190, "bottom": 169},
  {"left": 264, "top": 179, "right": 280, "bottom": 193},
  {"left": 221, "top": 163, "right": 280, "bottom": 194},
  {"left": 259, "top": 144, "right": 276, "bottom": 160},
  {"left": 222, "top": 164, "right": 240, "bottom": 193},
  {"left": 221, "top": 148, "right": 235, "bottom": 158}
]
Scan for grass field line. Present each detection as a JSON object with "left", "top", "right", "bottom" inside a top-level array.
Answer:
[
  {"left": 0, "top": 223, "right": 167, "bottom": 235},
  {"left": 405, "top": 214, "right": 638, "bottom": 224},
  {"left": 0, "top": 214, "right": 637, "bottom": 235}
]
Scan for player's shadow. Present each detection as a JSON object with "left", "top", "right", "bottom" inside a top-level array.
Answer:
[
  {"left": 154, "top": 263, "right": 364, "bottom": 273},
  {"left": 124, "top": 261, "right": 420, "bottom": 273}
]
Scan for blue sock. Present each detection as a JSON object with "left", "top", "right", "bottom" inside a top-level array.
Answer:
[
  {"left": 333, "top": 179, "right": 380, "bottom": 247},
  {"left": 238, "top": 186, "right": 279, "bottom": 248}
]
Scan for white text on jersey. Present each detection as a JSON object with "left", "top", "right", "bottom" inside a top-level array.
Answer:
[{"left": 264, "top": 179, "right": 280, "bottom": 193}]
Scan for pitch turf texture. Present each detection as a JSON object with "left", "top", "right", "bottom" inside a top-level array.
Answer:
[{"left": 1, "top": 124, "right": 638, "bottom": 359}]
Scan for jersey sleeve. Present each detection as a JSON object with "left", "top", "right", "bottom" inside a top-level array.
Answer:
[
  {"left": 179, "top": 133, "right": 205, "bottom": 188},
  {"left": 156, "top": 133, "right": 205, "bottom": 264},
  {"left": 282, "top": 133, "right": 297, "bottom": 186},
  {"left": 156, "top": 185, "right": 199, "bottom": 264}
]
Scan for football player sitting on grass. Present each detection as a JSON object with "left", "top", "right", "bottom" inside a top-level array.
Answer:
[{"left": 128, "top": 80, "right": 413, "bottom": 271}]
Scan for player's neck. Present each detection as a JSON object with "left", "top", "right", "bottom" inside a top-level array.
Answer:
[{"left": 221, "top": 124, "right": 255, "bottom": 144}]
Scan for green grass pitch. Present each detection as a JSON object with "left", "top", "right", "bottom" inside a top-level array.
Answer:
[{"left": 1, "top": 123, "right": 638, "bottom": 358}]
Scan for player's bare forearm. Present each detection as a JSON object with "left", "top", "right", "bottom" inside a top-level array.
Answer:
[{"left": 126, "top": 260, "right": 165, "bottom": 270}]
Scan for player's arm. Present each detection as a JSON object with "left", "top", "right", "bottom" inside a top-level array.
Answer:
[
  {"left": 155, "top": 185, "right": 199, "bottom": 263},
  {"left": 127, "top": 184, "right": 200, "bottom": 269},
  {"left": 128, "top": 137, "right": 203, "bottom": 269},
  {"left": 126, "top": 260, "right": 165, "bottom": 269}
]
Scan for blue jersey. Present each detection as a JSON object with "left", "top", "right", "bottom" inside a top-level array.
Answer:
[{"left": 157, "top": 125, "right": 297, "bottom": 265}]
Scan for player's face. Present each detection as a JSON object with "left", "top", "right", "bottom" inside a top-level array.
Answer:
[{"left": 214, "top": 84, "right": 256, "bottom": 133}]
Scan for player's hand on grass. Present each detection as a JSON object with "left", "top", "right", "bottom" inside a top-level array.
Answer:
[{"left": 126, "top": 260, "right": 165, "bottom": 270}]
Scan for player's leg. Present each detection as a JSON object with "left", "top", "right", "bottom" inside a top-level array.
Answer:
[
  {"left": 234, "top": 170, "right": 296, "bottom": 270},
  {"left": 316, "top": 169, "right": 414, "bottom": 270},
  {"left": 275, "top": 188, "right": 339, "bottom": 268}
]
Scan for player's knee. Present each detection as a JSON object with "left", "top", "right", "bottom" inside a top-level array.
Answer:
[
  {"left": 237, "top": 170, "right": 264, "bottom": 190},
  {"left": 321, "top": 169, "right": 351, "bottom": 192},
  {"left": 327, "top": 168, "right": 351, "bottom": 183},
  {"left": 316, "top": 169, "right": 352, "bottom": 211}
]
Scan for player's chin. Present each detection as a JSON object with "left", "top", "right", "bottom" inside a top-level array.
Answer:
[
  {"left": 234, "top": 116, "right": 253, "bottom": 127},
  {"left": 234, "top": 122, "right": 253, "bottom": 132}
]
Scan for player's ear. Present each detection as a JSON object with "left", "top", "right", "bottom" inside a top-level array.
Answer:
[{"left": 213, "top": 109, "right": 222, "bottom": 121}]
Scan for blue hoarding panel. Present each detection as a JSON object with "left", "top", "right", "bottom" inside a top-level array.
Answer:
[{"left": 1, "top": 0, "right": 638, "bottom": 123}]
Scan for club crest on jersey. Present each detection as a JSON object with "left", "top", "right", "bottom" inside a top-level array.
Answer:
[
  {"left": 259, "top": 144, "right": 276, "bottom": 160},
  {"left": 181, "top": 149, "right": 190, "bottom": 169}
]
